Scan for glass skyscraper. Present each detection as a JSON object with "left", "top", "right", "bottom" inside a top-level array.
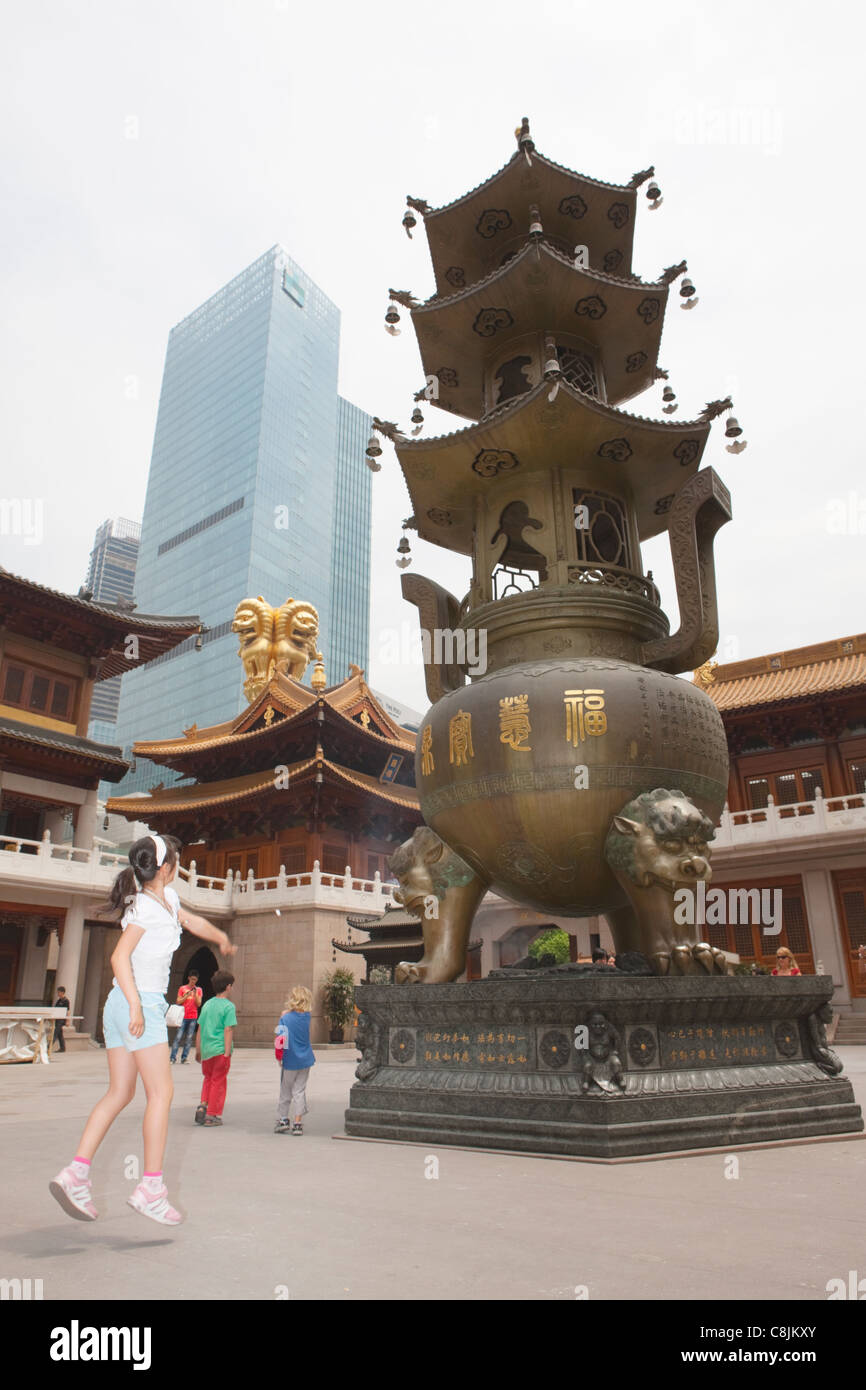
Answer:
[
  {"left": 113, "top": 246, "right": 371, "bottom": 794},
  {"left": 85, "top": 517, "right": 141, "bottom": 741}
]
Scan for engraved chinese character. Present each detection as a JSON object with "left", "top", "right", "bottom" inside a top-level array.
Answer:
[
  {"left": 425, "top": 1050, "right": 432, "bottom": 1061},
  {"left": 448, "top": 709, "right": 474, "bottom": 766},
  {"left": 420, "top": 724, "right": 435, "bottom": 776},
  {"left": 499, "top": 694, "right": 532, "bottom": 752},
  {"left": 564, "top": 689, "right": 607, "bottom": 747},
  {"left": 461, "top": 1051, "right": 470, "bottom": 1063},
  {"left": 507, "top": 1033, "right": 516, "bottom": 1044},
  {"left": 507, "top": 1054, "right": 515, "bottom": 1065}
]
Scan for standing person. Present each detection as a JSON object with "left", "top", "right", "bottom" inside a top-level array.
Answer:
[
  {"left": 48, "top": 834, "right": 236, "bottom": 1225},
  {"left": 170, "top": 971, "right": 202, "bottom": 1064},
  {"left": 772, "top": 948, "right": 802, "bottom": 977},
  {"left": 53, "top": 987, "right": 71, "bottom": 1053},
  {"left": 274, "top": 985, "right": 315, "bottom": 1136},
  {"left": 194, "top": 971, "right": 236, "bottom": 1127}
]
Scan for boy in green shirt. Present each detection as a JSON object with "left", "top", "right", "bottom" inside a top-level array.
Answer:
[{"left": 194, "top": 971, "right": 237, "bottom": 1127}]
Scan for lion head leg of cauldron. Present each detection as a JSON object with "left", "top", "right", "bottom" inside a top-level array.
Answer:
[
  {"left": 390, "top": 826, "right": 487, "bottom": 984},
  {"left": 603, "top": 788, "right": 718, "bottom": 976}
]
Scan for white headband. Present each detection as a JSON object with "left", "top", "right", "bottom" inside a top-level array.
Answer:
[{"left": 151, "top": 834, "right": 168, "bottom": 867}]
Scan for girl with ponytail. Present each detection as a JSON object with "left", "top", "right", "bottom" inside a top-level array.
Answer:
[{"left": 50, "top": 833, "right": 236, "bottom": 1226}]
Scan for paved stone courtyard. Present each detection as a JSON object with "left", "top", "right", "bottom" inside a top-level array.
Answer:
[{"left": 2, "top": 1046, "right": 864, "bottom": 1301}]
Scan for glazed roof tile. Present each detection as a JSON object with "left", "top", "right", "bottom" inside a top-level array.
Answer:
[
  {"left": 106, "top": 756, "right": 421, "bottom": 818},
  {"left": 0, "top": 716, "right": 128, "bottom": 771},
  {"left": 705, "top": 638, "right": 866, "bottom": 711}
]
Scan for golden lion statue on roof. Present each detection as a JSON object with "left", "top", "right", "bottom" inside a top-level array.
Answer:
[{"left": 231, "top": 597, "right": 320, "bottom": 704}]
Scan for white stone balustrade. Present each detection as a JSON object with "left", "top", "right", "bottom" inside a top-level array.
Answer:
[
  {"left": 2, "top": 800, "right": 864, "bottom": 915},
  {"left": 712, "top": 789, "right": 866, "bottom": 848},
  {"left": 0, "top": 835, "right": 398, "bottom": 918}
]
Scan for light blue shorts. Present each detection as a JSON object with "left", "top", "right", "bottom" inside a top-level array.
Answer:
[{"left": 103, "top": 987, "right": 169, "bottom": 1052}]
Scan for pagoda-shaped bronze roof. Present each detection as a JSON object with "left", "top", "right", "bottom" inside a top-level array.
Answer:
[
  {"left": 397, "top": 379, "right": 710, "bottom": 552},
  {"left": 412, "top": 241, "right": 667, "bottom": 418},
  {"left": 420, "top": 149, "right": 639, "bottom": 295}
]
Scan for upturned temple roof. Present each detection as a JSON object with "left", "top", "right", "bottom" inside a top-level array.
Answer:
[
  {"left": 0, "top": 568, "right": 201, "bottom": 679},
  {"left": 106, "top": 754, "right": 421, "bottom": 821},
  {"left": 411, "top": 241, "right": 667, "bottom": 417},
  {"left": 0, "top": 715, "right": 129, "bottom": 781},
  {"left": 130, "top": 669, "right": 416, "bottom": 779},
  {"left": 397, "top": 378, "right": 710, "bottom": 551},
  {"left": 420, "top": 149, "right": 639, "bottom": 296},
  {"left": 704, "top": 635, "right": 866, "bottom": 713}
]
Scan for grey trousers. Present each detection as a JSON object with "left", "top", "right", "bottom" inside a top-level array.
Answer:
[{"left": 277, "top": 1066, "right": 310, "bottom": 1120}]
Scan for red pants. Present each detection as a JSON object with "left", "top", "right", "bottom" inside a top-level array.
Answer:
[{"left": 200, "top": 1055, "right": 231, "bottom": 1116}]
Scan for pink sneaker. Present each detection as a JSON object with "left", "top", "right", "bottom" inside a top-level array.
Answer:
[
  {"left": 49, "top": 1165, "right": 98, "bottom": 1222},
  {"left": 127, "top": 1181, "right": 183, "bottom": 1225}
]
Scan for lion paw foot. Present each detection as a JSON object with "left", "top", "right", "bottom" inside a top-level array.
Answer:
[
  {"left": 395, "top": 961, "right": 426, "bottom": 984},
  {"left": 661, "top": 943, "right": 727, "bottom": 975}
]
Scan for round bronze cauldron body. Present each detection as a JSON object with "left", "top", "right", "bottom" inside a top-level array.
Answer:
[{"left": 416, "top": 656, "right": 729, "bottom": 916}]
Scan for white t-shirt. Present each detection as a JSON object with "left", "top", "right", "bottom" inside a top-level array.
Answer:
[{"left": 114, "top": 885, "right": 183, "bottom": 995}]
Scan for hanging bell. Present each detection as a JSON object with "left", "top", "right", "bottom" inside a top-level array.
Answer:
[
  {"left": 385, "top": 302, "right": 400, "bottom": 325},
  {"left": 543, "top": 336, "right": 560, "bottom": 380},
  {"left": 662, "top": 386, "right": 676, "bottom": 403},
  {"left": 647, "top": 182, "right": 661, "bottom": 202},
  {"left": 411, "top": 407, "right": 423, "bottom": 425},
  {"left": 725, "top": 416, "right": 742, "bottom": 438},
  {"left": 397, "top": 536, "right": 411, "bottom": 555},
  {"left": 680, "top": 278, "right": 696, "bottom": 298},
  {"left": 402, "top": 208, "right": 416, "bottom": 238},
  {"left": 365, "top": 433, "right": 382, "bottom": 458},
  {"left": 529, "top": 205, "right": 543, "bottom": 239}
]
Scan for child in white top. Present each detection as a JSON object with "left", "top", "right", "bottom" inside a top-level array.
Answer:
[{"left": 49, "top": 833, "right": 236, "bottom": 1226}]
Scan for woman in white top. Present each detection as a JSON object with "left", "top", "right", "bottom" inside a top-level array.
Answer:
[{"left": 49, "top": 833, "right": 236, "bottom": 1225}]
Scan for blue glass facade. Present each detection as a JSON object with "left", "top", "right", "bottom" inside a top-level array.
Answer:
[
  {"left": 85, "top": 518, "right": 141, "bottom": 732},
  {"left": 113, "top": 247, "right": 371, "bottom": 795},
  {"left": 331, "top": 395, "right": 372, "bottom": 679}
]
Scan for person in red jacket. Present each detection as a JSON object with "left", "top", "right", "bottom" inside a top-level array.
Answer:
[
  {"left": 170, "top": 971, "right": 202, "bottom": 1063},
  {"left": 772, "top": 948, "right": 801, "bottom": 977}
]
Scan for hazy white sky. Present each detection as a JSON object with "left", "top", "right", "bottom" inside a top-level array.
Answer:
[{"left": 2, "top": 0, "right": 864, "bottom": 713}]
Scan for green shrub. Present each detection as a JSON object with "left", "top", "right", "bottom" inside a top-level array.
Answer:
[
  {"left": 528, "top": 927, "right": 571, "bottom": 965},
  {"left": 320, "top": 968, "right": 356, "bottom": 1027}
]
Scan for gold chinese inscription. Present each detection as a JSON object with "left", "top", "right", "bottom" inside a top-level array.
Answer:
[
  {"left": 564, "top": 688, "right": 607, "bottom": 747},
  {"left": 499, "top": 694, "right": 532, "bottom": 751},
  {"left": 658, "top": 1022, "right": 771, "bottom": 1067},
  {"left": 421, "top": 1028, "right": 532, "bottom": 1068},
  {"left": 420, "top": 724, "right": 435, "bottom": 776},
  {"left": 448, "top": 709, "right": 474, "bottom": 767}
]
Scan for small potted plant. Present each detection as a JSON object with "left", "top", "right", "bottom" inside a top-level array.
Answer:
[{"left": 321, "top": 968, "right": 356, "bottom": 1043}]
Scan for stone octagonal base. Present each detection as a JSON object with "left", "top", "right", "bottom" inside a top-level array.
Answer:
[{"left": 345, "top": 974, "right": 863, "bottom": 1159}]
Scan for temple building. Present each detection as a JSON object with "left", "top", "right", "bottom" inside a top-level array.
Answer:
[
  {"left": 0, "top": 566, "right": 200, "bottom": 1035},
  {"left": 699, "top": 635, "right": 866, "bottom": 1037},
  {"left": 106, "top": 596, "right": 423, "bottom": 1042}
]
